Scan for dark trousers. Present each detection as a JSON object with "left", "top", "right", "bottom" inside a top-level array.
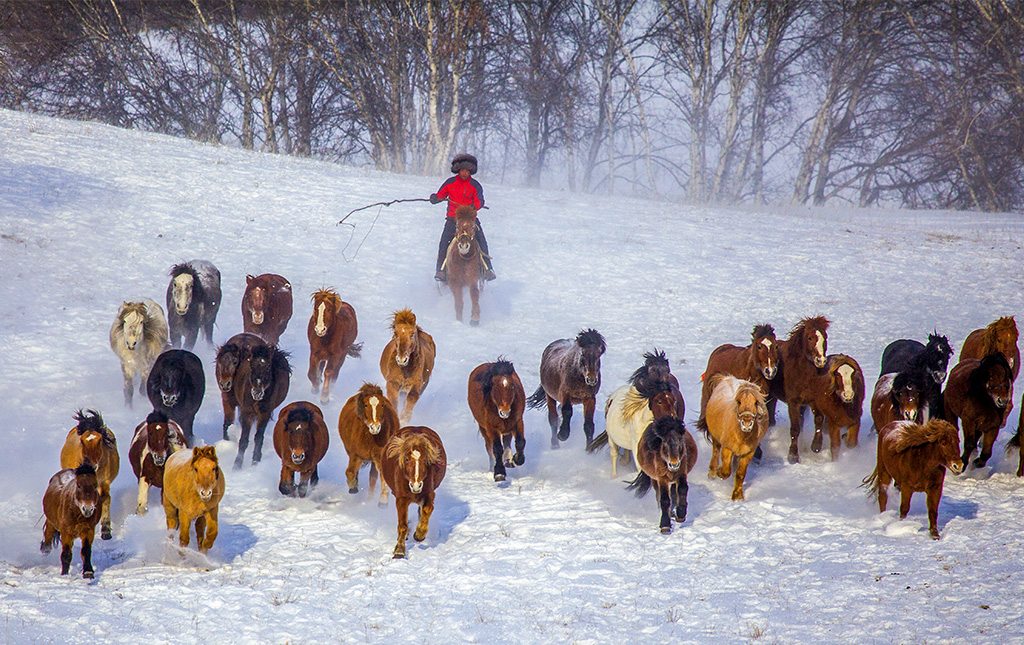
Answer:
[{"left": 436, "top": 217, "right": 492, "bottom": 272}]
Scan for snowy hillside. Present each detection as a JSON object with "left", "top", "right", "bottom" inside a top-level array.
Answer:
[{"left": 2, "top": 109, "right": 1024, "bottom": 643}]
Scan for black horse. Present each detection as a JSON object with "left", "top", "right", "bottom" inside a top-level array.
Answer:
[
  {"left": 166, "top": 260, "right": 222, "bottom": 350},
  {"left": 232, "top": 343, "right": 291, "bottom": 469},
  {"left": 880, "top": 333, "right": 953, "bottom": 420},
  {"left": 146, "top": 349, "right": 205, "bottom": 444}
]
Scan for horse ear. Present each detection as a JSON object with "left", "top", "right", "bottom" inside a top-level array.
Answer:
[{"left": 246, "top": 275, "right": 255, "bottom": 284}]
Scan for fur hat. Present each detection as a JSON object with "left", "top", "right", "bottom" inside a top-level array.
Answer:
[{"left": 451, "top": 153, "right": 478, "bottom": 175}]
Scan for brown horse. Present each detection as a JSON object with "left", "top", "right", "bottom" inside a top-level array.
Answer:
[
  {"left": 232, "top": 343, "right": 292, "bottom": 469},
  {"left": 809, "top": 354, "right": 865, "bottom": 460},
  {"left": 242, "top": 273, "right": 293, "bottom": 345},
  {"left": 769, "top": 316, "right": 830, "bottom": 463},
  {"left": 444, "top": 205, "right": 485, "bottom": 326},
  {"left": 215, "top": 332, "right": 267, "bottom": 441},
  {"left": 162, "top": 446, "right": 225, "bottom": 553},
  {"left": 379, "top": 309, "right": 436, "bottom": 424},
  {"left": 1007, "top": 397, "right": 1024, "bottom": 476},
  {"left": 41, "top": 463, "right": 100, "bottom": 578},
  {"left": 272, "top": 401, "right": 330, "bottom": 498},
  {"left": 960, "top": 316, "right": 1019, "bottom": 379},
  {"left": 129, "top": 410, "right": 187, "bottom": 515},
  {"left": 307, "top": 288, "right": 362, "bottom": 404},
  {"left": 338, "top": 383, "right": 401, "bottom": 505},
  {"left": 862, "top": 419, "right": 963, "bottom": 539},
  {"left": 60, "top": 410, "right": 119, "bottom": 540},
  {"left": 700, "top": 324, "right": 779, "bottom": 418},
  {"left": 527, "top": 329, "right": 606, "bottom": 449},
  {"left": 381, "top": 426, "right": 447, "bottom": 559},
  {"left": 627, "top": 416, "right": 698, "bottom": 533},
  {"left": 943, "top": 354, "right": 1013, "bottom": 470},
  {"left": 697, "top": 375, "right": 768, "bottom": 501},
  {"left": 870, "top": 372, "right": 927, "bottom": 431},
  {"left": 468, "top": 359, "right": 527, "bottom": 482}
]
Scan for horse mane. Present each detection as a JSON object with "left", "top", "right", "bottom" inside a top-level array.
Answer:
[
  {"left": 752, "top": 324, "right": 775, "bottom": 342},
  {"left": 216, "top": 342, "right": 240, "bottom": 361},
  {"left": 169, "top": 262, "right": 205, "bottom": 299},
  {"left": 146, "top": 409, "right": 169, "bottom": 425},
  {"left": 286, "top": 406, "right": 315, "bottom": 427},
  {"left": 886, "top": 419, "right": 958, "bottom": 453},
  {"left": 386, "top": 433, "right": 443, "bottom": 466},
  {"left": 311, "top": 288, "right": 341, "bottom": 309},
  {"left": 827, "top": 354, "right": 858, "bottom": 376},
  {"left": 192, "top": 445, "right": 218, "bottom": 464},
  {"left": 891, "top": 368, "right": 928, "bottom": 398},
  {"left": 250, "top": 343, "right": 293, "bottom": 375},
  {"left": 628, "top": 349, "right": 669, "bottom": 390},
  {"left": 646, "top": 416, "right": 685, "bottom": 450},
  {"left": 391, "top": 308, "right": 418, "bottom": 330},
  {"left": 74, "top": 409, "right": 116, "bottom": 448},
  {"left": 454, "top": 205, "right": 477, "bottom": 222},
  {"left": 575, "top": 328, "right": 606, "bottom": 352},
  {"left": 119, "top": 301, "right": 165, "bottom": 346},
  {"left": 967, "top": 353, "right": 1012, "bottom": 396},
  {"left": 734, "top": 379, "right": 767, "bottom": 407},
  {"left": 979, "top": 316, "right": 1018, "bottom": 356},
  {"left": 620, "top": 385, "right": 657, "bottom": 420},
  {"left": 74, "top": 461, "right": 97, "bottom": 477},
  {"left": 474, "top": 358, "right": 515, "bottom": 398},
  {"left": 926, "top": 332, "right": 953, "bottom": 360},
  {"left": 787, "top": 316, "right": 829, "bottom": 341}
]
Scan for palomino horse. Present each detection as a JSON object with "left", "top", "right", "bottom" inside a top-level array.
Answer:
[
  {"left": 700, "top": 324, "right": 779, "bottom": 419},
  {"left": 698, "top": 375, "right": 769, "bottom": 501},
  {"left": 627, "top": 416, "right": 698, "bottom": 533},
  {"left": 146, "top": 349, "right": 205, "bottom": 445},
  {"left": 41, "top": 462, "right": 100, "bottom": 578},
  {"left": 337, "top": 383, "right": 401, "bottom": 505},
  {"left": 960, "top": 316, "right": 1019, "bottom": 379},
  {"left": 129, "top": 410, "right": 187, "bottom": 515},
  {"left": 162, "top": 446, "right": 225, "bottom": 553},
  {"left": 232, "top": 343, "right": 291, "bottom": 469},
  {"left": 769, "top": 316, "right": 830, "bottom": 463},
  {"left": 589, "top": 382, "right": 681, "bottom": 478},
  {"left": 880, "top": 333, "right": 953, "bottom": 420},
  {"left": 110, "top": 298, "right": 169, "bottom": 407},
  {"left": 468, "top": 359, "right": 527, "bottom": 482},
  {"left": 527, "top": 329, "right": 606, "bottom": 449},
  {"left": 809, "top": 354, "right": 865, "bottom": 460},
  {"left": 242, "top": 273, "right": 293, "bottom": 345},
  {"left": 215, "top": 332, "right": 266, "bottom": 440},
  {"left": 166, "top": 260, "right": 221, "bottom": 350},
  {"left": 60, "top": 410, "right": 119, "bottom": 540},
  {"left": 943, "top": 354, "right": 1013, "bottom": 470},
  {"left": 444, "top": 205, "right": 485, "bottom": 326},
  {"left": 379, "top": 309, "right": 436, "bottom": 425},
  {"left": 862, "top": 419, "right": 963, "bottom": 539},
  {"left": 307, "top": 288, "right": 362, "bottom": 404},
  {"left": 381, "top": 426, "right": 447, "bottom": 559},
  {"left": 272, "top": 401, "right": 330, "bottom": 498}
]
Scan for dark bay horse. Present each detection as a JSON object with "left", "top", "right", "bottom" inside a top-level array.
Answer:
[
  {"left": 129, "top": 410, "right": 187, "bottom": 515},
  {"left": 880, "top": 333, "right": 954, "bottom": 420},
  {"left": 215, "top": 332, "right": 267, "bottom": 440},
  {"left": 272, "top": 401, "right": 330, "bottom": 498},
  {"left": 700, "top": 324, "right": 779, "bottom": 418},
  {"left": 870, "top": 371, "right": 929, "bottom": 432},
  {"left": 308, "top": 288, "right": 362, "bottom": 404},
  {"left": 166, "top": 260, "right": 221, "bottom": 350},
  {"left": 242, "top": 273, "right": 293, "bottom": 345},
  {"left": 468, "top": 359, "right": 527, "bottom": 482},
  {"left": 146, "top": 349, "right": 205, "bottom": 445},
  {"left": 444, "top": 205, "right": 485, "bottom": 326},
  {"left": 41, "top": 463, "right": 100, "bottom": 578},
  {"left": 627, "top": 416, "right": 698, "bottom": 533},
  {"left": 232, "top": 343, "right": 291, "bottom": 469},
  {"left": 528, "top": 329, "right": 606, "bottom": 449},
  {"left": 769, "top": 316, "right": 829, "bottom": 463},
  {"left": 381, "top": 426, "right": 447, "bottom": 559},
  {"left": 943, "top": 354, "right": 1013, "bottom": 470}
]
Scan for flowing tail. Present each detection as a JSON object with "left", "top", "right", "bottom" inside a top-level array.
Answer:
[
  {"left": 860, "top": 467, "right": 881, "bottom": 500},
  {"left": 586, "top": 431, "right": 609, "bottom": 453},
  {"left": 695, "top": 417, "right": 713, "bottom": 445},
  {"left": 526, "top": 385, "right": 548, "bottom": 409},
  {"left": 1004, "top": 429, "right": 1022, "bottom": 455},
  {"left": 626, "top": 470, "right": 652, "bottom": 497},
  {"left": 347, "top": 342, "right": 364, "bottom": 359}
]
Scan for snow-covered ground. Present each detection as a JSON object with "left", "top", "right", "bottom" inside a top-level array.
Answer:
[{"left": 2, "top": 109, "right": 1024, "bottom": 643}]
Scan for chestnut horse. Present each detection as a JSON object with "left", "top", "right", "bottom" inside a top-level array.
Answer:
[
  {"left": 468, "top": 359, "right": 527, "bottom": 482},
  {"left": 443, "top": 205, "right": 486, "bottom": 325},
  {"left": 166, "top": 260, "right": 221, "bottom": 350},
  {"left": 809, "top": 354, "right": 865, "bottom": 460},
  {"left": 1006, "top": 401, "right": 1024, "bottom": 476},
  {"left": 215, "top": 332, "right": 266, "bottom": 440},
  {"left": 880, "top": 333, "right": 953, "bottom": 420},
  {"left": 110, "top": 299, "right": 169, "bottom": 407},
  {"left": 162, "top": 446, "right": 225, "bottom": 553},
  {"left": 41, "top": 463, "right": 100, "bottom": 578},
  {"left": 379, "top": 309, "right": 436, "bottom": 424},
  {"left": 59, "top": 410, "right": 119, "bottom": 540},
  {"left": 146, "top": 349, "right": 205, "bottom": 445},
  {"left": 381, "top": 426, "right": 447, "bottom": 559},
  {"left": 627, "top": 416, "right": 698, "bottom": 533},
  {"left": 698, "top": 375, "right": 769, "bottom": 501},
  {"left": 242, "top": 273, "right": 293, "bottom": 345},
  {"left": 960, "top": 316, "right": 1019, "bottom": 379},
  {"left": 129, "top": 410, "right": 187, "bottom": 515},
  {"left": 527, "top": 329, "right": 606, "bottom": 449},
  {"left": 272, "top": 402, "right": 330, "bottom": 498},
  {"left": 232, "top": 343, "right": 292, "bottom": 469},
  {"left": 943, "top": 354, "right": 1013, "bottom": 470},
  {"left": 862, "top": 419, "right": 963, "bottom": 539},
  {"left": 769, "top": 316, "right": 829, "bottom": 463},
  {"left": 700, "top": 324, "right": 779, "bottom": 418},
  {"left": 337, "top": 383, "right": 401, "bottom": 505},
  {"left": 870, "top": 371, "right": 929, "bottom": 432},
  {"left": 308, "top": 288, "right": 362, "bottom": 404}
]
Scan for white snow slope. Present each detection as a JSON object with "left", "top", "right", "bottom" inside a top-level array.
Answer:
[{"left": 2, "top": 109, "right": 1024, "bottom": 644}]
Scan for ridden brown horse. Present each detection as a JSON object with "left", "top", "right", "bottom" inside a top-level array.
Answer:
[
  {"left": 809, "top": 354, "right": 865, "bottom": 460},
  {"left": 242, "top": 273, "right": 293, "bottom": 345},
  {"left": 41, "top": 463, "right": 100, "bottom": 578},
  {"left": 862, "top": 419, "right": 963, "bottom": 539},
  {"left": 381, "top": 426, "right": 447, "bottom": 559},
  {"left": 232, "top": 343, "right": 292, "bottom": 469},
  {"left": 307, "top": 288, "right": 362, "bottom": 404},
  {"left": 769, "top": 316, "right": 830, "bottom": 463},
  {"left": 337, "top": 383, "right": 401, "bottom": 505},
  {"left": 272, "top": 401, "right": 330, "bottom": 498},
  {"left": 444, "top": 205, "right": 485, "bottom": 326},
  {"left": 700, "top": 324, "right": 779, "bottom": 418},
  {"left": 627, "top": 416, "right": 698, "bottom": 533},
  {"left": 527, "top": 329, "right": 607, "bottom": 449},
  {"left": 870, "top": 372, "right": 927, "bottom": 431},
  {"left": 468, "top": 359, "right": 527, "bottom": 482},
  {"left": 379, "top": 309, "right": 436, "bottom": 424},
  {"left": 698, "top": 375, "right": 769, "bottom": 501},
  {"left": 215, "top": 332, "right": 267, "bottom": 440},
  {"left": 129, "top": 410, "right": 187, "bottom": 515},
  {"left": 960, "top": 316, "right": 1019, "bottom": 379},
  {"left": 943, "top": 354, "right": 1013, "bottom": 470},
  {"left": 162, "top": 446, "right": 225, "bottom": 553},
  {"left": 60, "top": 410, "right": 119, "bottom": 540}
]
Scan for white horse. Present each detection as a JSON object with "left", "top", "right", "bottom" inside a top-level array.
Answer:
[
  {"left": 166, "top": 259, "right": 222, "bottom": 350},
  {"left": 110, "top": 298, "right": 169, "bottom": 407},
  {"left": 588, "top": 384, "right": 654, "bottom": 478}
]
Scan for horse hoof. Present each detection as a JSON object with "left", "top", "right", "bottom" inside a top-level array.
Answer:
[
  {"left": 348, "top": 487, "right": 359, "bottom": 494},
  {"left": 973, "top": 457, "right": 988, "bottom": 469},
  {"left": 660, "top": 526, "right": 672, "bottom": 534},
  {"left": 101, "top": 528, "right": 112, "bottom": 541},
  {"left": 557, "top": 428, "right": 570, "bottom": 441},
  {"left": 392, "top": 552, "right": 406, "bottom": 560},
  {"left": 232, "top": 459, "right": 243, "bottom": 471},
  {"left": 40, "top": 542, "right": 51, "bottom": 556},
  {"left": 297, "top": 487, "right": 308, "bottom": 499},
  {"left": 494, "top": 473, "right": 506, "bottom": 482},
  {"left": 470, "top": 320, "right": 479, "bottom": 327},
  {"left": 550, "top": 441, "right": 559, "bottom": 450},
  {"left": 83, "top": 570, "right": 94, "bottom": 579},
  {"left": 810, "top": 434, "right": 823, "bottom": 453},
  {"left": 787, "top": 452, "right": 800, "bottom": 464},
  {"left": 377, "top": 501, "right": 388, "bottom": 509},
  {"left": 514, "top": 453, "right": 525, "bottom": 466}
]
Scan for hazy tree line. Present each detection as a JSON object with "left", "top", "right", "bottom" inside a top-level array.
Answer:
[{"left": 1, "top": 0, "right": 1021, "bottom": 211}]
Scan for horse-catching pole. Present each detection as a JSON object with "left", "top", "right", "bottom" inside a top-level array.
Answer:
[{"left": 337, "top": 198, "right": 434, "bottom": 226}]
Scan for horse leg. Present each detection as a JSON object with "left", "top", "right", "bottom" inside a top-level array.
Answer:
[
  {"left": 657, "top": 481, "right": 672, "bottom": 533},
  {"left": 371, "top": 462, "right": 389, "bottom": 507},
  {"left": 401, "top": 388, "right": 422, "bottom": 426},
  {"left": 122, "top": 364, "right": 134, "bottom": 407},
  {"left": 279, "top": 463, "right": 296, "bottom": 496},
  {"left": 307, "top": 354, "right": 322, "bottom": 395},
  {"left": 811, "top": 407, "right": 825, "bottom": 454},
  {"left": 558, "top": 400, "right": 573, "bottom": 442},
  {"left": 184, "top": 326, "right": 199, "bottom": 351},
  {"left": 898, "top": 487, "right": 913, "bottom": 521},
  {"left": 345, "top": 455, "right": 363, "bottom": 494},
  {"left": 582, "top": 397, "right": 597, "bottom": 447},
  {"left": 99, "top": 486, "right": 113, "bottom": 540},
  {"left": 766, "top": 396, "right": 778, "bottom": 427},
  {"left": 80, "top": 535, "right": 94, "bottom": 578},
  {"left": 960, "top": 420, "right": 980, "bottom": 471},
  {"left": 194, "top": 514, "right": 207, "bottom": 548},
  {"left": 201, "top": 508, "right": 219, "bottom": 553},
  {"left": 546, "top": 396, "right": 560, "bottom": 449},
  {"left": 674, "top": 476, "right": 689, "bottom": 523},
  {"left": 926, "top": 481, "right": 943, "bottom": 539},
  {"left": 320, "top": 356, "right": 340, "bottom": 404},
  {"left": 163, "top": 497, "right": 179, "bottom": 531},
  {"left": 177, "top": 511, "right": 193, "bottom": 548},
  {"left": 717, "top": 447, "right": 733, "bottom": 480},
  {"left": 452, "top": 282, "right": 465, "bottom": 322},
  {"left": 297, "top": 471, "right": 312, "bottom": 498},
  {"left": 234, "top": 411, "right": 255, "bottom": 470},
  {"left": 60, "top": 540, "right": 73, "bottom": 575},
  {"left": 386, "top": 382, "right": 401, "bottom": 415},
  {"left": 41, "top": 520, "right": 57, "bottom": 555},
  {"left": 846, "top": 421, "right": 860, "bottom": 449},
  {"left": 414, "top": 492, "right": 434, "bottom": 542},
  {"left": 876, "top": 468, "right": 891, "bottom": 513},
  {"left": 609, "top": 438, "right": 620, "bottom": 479},
  {"left": 469, "top": 280, "right": 480, "bottom": 327},
  {"left": 491, "top": 434, "right": 507, "bottom": 482},
  {"left": 787, "top": 404, "right": 805, "bottom": 464},
  {"left": 501, "top": 433, "right": 516, "bottom": 468},
  {"left": 221, "top": 396, "right": 236, "bottom": 442},
  {"left": 732, "top": 454, "right": 753, "bottom": 501},
  {"left": 513, "top": 419, "right": 526, "bottom": 466},
  {"left": 136, "top": 478, "right": 150, "bottom": 515},
  {"left": 393, "top": 497, "right": 411, "bottom": 559},
  {"left": 252, "top": 414, "right": 270, "bottom": 465},
  {"left": 708, "top": 440, "right": 721, "bottom": 480}
]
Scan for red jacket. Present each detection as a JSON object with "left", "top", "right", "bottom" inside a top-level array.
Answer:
[{"left": 435, "top": 175, "right": 484, "bottom": 217}]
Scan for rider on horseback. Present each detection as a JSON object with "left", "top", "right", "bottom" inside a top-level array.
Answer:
[{"left": 430, "top": 153, "right": 496, "bottom": 283}]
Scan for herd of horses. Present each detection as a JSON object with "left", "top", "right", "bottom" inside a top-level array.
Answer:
[{"left": 39, "top": 255, "right": 1024, "bottom": 577}]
